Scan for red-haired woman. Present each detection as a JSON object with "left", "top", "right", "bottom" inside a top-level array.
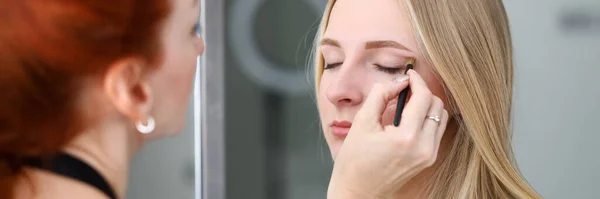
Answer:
[{"left": 1, "top": 0, "right": 204, "bottom": 198}]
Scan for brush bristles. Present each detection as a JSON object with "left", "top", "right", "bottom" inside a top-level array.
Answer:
[{"left": 406, "top": 58, "right": 416, "bottom": 66}]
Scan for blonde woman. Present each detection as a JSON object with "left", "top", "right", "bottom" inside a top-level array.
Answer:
[{"left": 316, "top": 0, "right": 543, "bottom": 198}]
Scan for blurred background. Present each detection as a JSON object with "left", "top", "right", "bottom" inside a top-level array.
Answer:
[{"left": 125, "top": 0, "right": 600, "bottom": 198}]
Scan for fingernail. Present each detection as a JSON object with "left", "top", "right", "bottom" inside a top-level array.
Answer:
[
  {"left": 409, "top": 69, "right": 420, "bottom": 76},
  {"left": 392, "top": 75, "right": 409, "bottom": 83}
]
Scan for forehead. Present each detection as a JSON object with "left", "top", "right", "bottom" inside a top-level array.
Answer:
[
  {"left": 324, "top": 0, "right": 418, "bottom": 51},
  {"left": 171, "top": 0, "right": 198, "bottom": 14},
  {"left": 176, "top": 0, "right": 197, "bottom": 7},
  {"left": 171, "top": 0, "right": 200, "bottom": 10}
]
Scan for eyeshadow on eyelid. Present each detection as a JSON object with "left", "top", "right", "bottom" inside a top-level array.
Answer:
[
  {"left": 321, "top": 49, "right": 344, "bottom": 60},
  {"left": 374, "top": 55, "right": 406, "bottom": 66}
]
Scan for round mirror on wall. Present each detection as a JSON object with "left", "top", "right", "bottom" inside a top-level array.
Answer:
[{"left": 228, "top": 0, "right": 326, "bottom": 96}]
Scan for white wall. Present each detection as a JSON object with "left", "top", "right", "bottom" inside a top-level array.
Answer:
[{"left": 506, "top": 0, "right": 600, "bottom": 198}]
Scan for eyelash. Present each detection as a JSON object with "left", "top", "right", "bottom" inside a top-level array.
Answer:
[
  {"left": 324, "top": 63, "right": 404, "bottom": 74},
  {"left": 324, "top": 63, "right": 342, "bottom": 70},
  {"left": 192, "top": 22, "right": 201, "bottom": 36}
]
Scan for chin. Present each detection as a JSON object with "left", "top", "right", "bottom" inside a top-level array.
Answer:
[
  {"left": 330, "top": 150, "right": 339, "bottom": 161},
  {"left": 143, "top": 123, "right": 185, "bottom": 140},
  {"left": 327, "top": 140, "right": 342, "bottom": 160}
]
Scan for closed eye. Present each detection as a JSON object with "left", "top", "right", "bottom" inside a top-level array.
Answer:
[
  {"left": 192, "top": 22, "right": 201, "bottom": 36},
  {"left": 324, "top": 63, "right": 342, "bottom": 70},
  {"left": 374, "top": 64, "right": 404, "bottom": 74}
]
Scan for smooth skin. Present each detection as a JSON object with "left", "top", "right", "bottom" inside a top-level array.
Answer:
[
  {"left": 328, "top": 71, "right": 449, "bottom": 199},
  {"left": 318, "top": 0, "right": 452, "bottom": 198}
]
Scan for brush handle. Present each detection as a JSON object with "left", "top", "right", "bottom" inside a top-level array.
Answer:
[
  {"left": 393, "top": 64, "right": 414, "bottom": 127},
  {"left": 393, "top": 88, "right": 410, "bottom": 126}
]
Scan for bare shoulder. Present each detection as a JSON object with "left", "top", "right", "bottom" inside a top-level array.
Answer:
[{"left": 13, "top": 168, "right": 109, "bottom": 199}]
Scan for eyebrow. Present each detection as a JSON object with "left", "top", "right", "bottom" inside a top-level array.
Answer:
[
  {"left": 365, "top": 40, "right": 410, "bottom": 51},
  {"left": 320, "top": 38, "right": 340, "bottom": 47},
  {"left": 320, "top": 38, "right": 410, "bottom": 51},
  {"left": 192, "top": 0, "right": 198, "bottom": 7}
]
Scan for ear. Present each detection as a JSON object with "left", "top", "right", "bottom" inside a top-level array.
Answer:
[{"left": 103, "top": 58, "right": 154, "bottom": 123}]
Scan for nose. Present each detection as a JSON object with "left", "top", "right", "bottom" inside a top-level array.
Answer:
[
  {"left": 195, "top": 36, "right": 205, "bottom": 56},
  {"left": 326, "top": 66, "right": 365, "bottom": 107}
]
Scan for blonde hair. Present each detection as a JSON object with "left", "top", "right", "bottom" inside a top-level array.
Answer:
[{"left": 313, "top": 0, "right": 541, "bottom": 198}]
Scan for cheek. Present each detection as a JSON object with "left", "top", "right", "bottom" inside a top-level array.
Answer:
[
  {"left": 317, "top": 72, "right": 332, "bottom": 114},
  {"left": 161, "top": 46, "right": 197, "bottom": 102},
  {"left": 317, "top": 77, "right": 333, "bottom": 131},
  {"left": 148, "top": 43, "right": 198, "bottom": 135},
  {"left": 316, "top": 75, "right": 338, "bottom": 146},
  {"left": 417, "top": 67, "right": 450, "bottom": 111},
  {"left": 381, "top": 99, "right": 399, "bottom": 126}
]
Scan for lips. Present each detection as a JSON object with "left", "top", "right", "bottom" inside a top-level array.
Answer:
[{"left": 330, "top": 120, "right": 352, "bottom": 137}]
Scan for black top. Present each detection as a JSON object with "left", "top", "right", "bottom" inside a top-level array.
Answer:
[{"left": 24, "top": 153, "right": 117, "bottom": 199}]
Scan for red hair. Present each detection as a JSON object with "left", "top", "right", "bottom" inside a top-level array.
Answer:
[{"left": 0, "top": 0, "right": 170, "bottom": 197}]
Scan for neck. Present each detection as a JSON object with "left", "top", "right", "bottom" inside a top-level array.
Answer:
[
  {"left": 62, "top": 122, "right": 144, "bottom": 199},
  {"left": 394, "top": 119, "right": 459, "bottom": 199}
]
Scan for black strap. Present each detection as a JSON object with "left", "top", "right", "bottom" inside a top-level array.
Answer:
[{"left": 23, "top": 153, "right": 117, "bottom": 199}]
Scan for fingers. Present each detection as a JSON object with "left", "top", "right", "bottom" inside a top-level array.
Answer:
[
  {"left": 432, "top": 110, "right": 450, "bottom": 156},
  {"left": 417, "top": 96, "right": 444, "bottom": 167},
  {"left": 353, "top": 75, "right": 409, "bottom": 132},
  {"left": 394, "top": 70, "right": 432, "bottom": 134},
  {"left": 420, "top": 96, "right": 444, "bottom": 137}
]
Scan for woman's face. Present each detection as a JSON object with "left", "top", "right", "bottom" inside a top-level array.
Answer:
[
  {"left": 144, "top": 0, "right": 204, "bottom": 138},
  {"left": 317, "top": 0, "right": 447, "bottom": 158}
]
